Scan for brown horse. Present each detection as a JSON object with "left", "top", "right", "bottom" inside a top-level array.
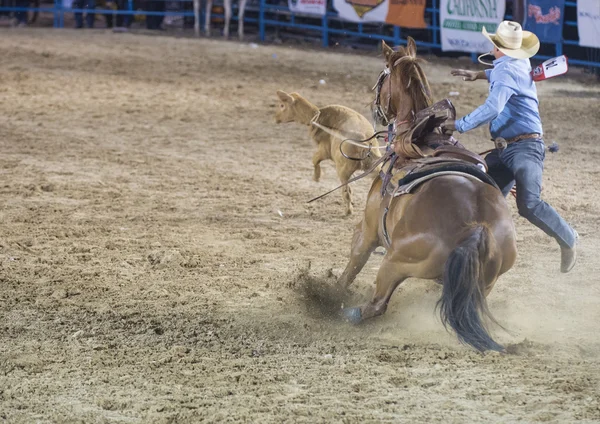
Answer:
[{"left": 338, "top": 39, "right": 518, "bottom": 352}]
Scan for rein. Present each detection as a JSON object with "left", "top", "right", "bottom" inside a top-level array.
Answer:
[
  {"left": 308, "top": 151, "right": 392, "bottom": 204},
  {"left": 339, "top": 129, "right": 390, "bottom": 161}
]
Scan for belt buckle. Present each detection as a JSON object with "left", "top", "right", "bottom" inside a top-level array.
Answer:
[{"left": 494, "top": 137, "right": 508, "bottom": 151}]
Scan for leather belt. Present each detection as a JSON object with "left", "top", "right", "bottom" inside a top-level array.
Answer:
[
  {"left": 492, "top": 133, "right": 541, "bottom": 151},
  {"left": 506, "top": 133, "right": 542, "bottom": 144}
]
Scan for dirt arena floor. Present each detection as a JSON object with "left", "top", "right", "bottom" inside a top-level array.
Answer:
[{"left": 1, "top": 28, "right": 600, "bottom": 423}]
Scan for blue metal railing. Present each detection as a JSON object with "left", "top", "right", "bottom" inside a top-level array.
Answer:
[{"left": 0, "top": 0, "right": 598, "bottom": 69}]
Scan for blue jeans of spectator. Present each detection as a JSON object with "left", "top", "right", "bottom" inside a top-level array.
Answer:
[
  {"left": 145, "top": 0, "right": 164, "bottom": 29},
  {"left": 15, "top": 0, "right": 28, "bottom": 24},
  {"left": 105, "top": 0, "right": 132, "bottom": 27},
  {"left": 73, "top": 0, "right": 95, "bottom": 28},
  {"left": 485, "top": 138, "right": 576, "bottom": 249}
]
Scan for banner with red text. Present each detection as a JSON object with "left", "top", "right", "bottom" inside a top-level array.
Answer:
[{"left": 524, "top": 0, "right": 564, "bottom": 44}]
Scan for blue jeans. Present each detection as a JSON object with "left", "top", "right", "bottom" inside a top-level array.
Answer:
[
  {"left": 15, "top": 0, "right": 28, "bottom": 24},
  {"left": 73, "top": 0, "right": 95, "bottom": 28},
  {"left": 486, "top": 139, "right": 576, "bottom": 249}
]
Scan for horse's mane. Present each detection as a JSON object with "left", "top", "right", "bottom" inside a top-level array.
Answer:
[{"left": 389, "top": 46, "right": 432, "bottom": 113}]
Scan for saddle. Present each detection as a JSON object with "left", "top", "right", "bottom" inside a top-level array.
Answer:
[
  {"left": 377, "top": 99, "right": 497, "bottom": 247},
  {"left": 393, "top": 99, "right": 462, "bottom": 161},
  {"left": 380, "top": 155, "right": 495, "bottom": 196}
]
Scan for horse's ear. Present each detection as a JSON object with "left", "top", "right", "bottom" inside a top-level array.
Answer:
[
  {"left": 276, "top": 90, "right": 294, "bottom": 103},
  {"left": 407, "top": 37, "right": 417, "bottom": 57},
  {"left": 381, "top": 40, "right": 394, "bottom": 65}
]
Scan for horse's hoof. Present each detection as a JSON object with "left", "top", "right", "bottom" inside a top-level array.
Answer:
[{"left": 342, "top": 307, "right": 362, "bottom": 324}]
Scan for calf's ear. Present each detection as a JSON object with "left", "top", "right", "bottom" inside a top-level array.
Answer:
[{"left": 276, "top": 90, "right": 294, "bottom": 103}]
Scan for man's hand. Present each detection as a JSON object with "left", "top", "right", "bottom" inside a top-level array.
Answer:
[{"left": 451, "top": 69, "right": 484, "bottom": 82}]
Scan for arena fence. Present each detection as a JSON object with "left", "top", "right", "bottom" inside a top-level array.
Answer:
[{"left": 1, "top": 0, "right": 599, "bottom": 70}]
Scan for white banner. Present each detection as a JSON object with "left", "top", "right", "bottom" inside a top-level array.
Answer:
[
  {"left": 578, "top": 0, "right": 600, "bottom": 48},
  {"left": 440, "top": 0, "right": 506, "bottom": 53},
  {"left": 333, "top": 0, "right": 388, "bottom": 23},
  {"left": 289, "top": 0, "right": 327, "bottom": 16}
]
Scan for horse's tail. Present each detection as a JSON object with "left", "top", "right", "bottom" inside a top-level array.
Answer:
[{"left": 437, "top": 225, "right": 504, "bottom": 352}]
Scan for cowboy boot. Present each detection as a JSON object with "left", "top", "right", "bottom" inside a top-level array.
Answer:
[{"left": 560, "top": 231, "right": 578, "bottom": 273}]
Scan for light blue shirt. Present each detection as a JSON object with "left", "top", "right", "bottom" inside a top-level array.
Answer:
[{"left": 455, "top": 56, "right": 543, "bottom": 140}]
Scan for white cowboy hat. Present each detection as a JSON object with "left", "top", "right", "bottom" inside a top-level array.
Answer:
[{"left": 482, "top": 21, "right": 540, "bottom": 59}]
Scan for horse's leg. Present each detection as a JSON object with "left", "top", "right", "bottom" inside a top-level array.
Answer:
[
  {"left": 237, "top": 0, "right": 247, "bottom": 40},
  {"left": 223, "top": 0, "right": 231, "bottom": 38},
  {"left": 204, "top": 0, "right": 212, "bottom": 36},
  {"left": 343, "top": 256, "right": 408, "bottom": 323},
  {"left": 337, "top": 219, "right": 379, "bottom": 288},
  {"left": 343, "top": 228, "right": 445, "bottom": 323}
]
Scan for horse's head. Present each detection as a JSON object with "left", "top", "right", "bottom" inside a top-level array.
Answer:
[{"left": 373, "top": 38, "right": 432, "bottom": 129}]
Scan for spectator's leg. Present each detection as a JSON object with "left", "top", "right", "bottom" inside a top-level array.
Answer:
[
  {"left": 106, "top": 1, "right": 114, "bottom": 27},
  {"left": 223, "top": 0, "right": 230, "bottom": 37},
  {"left": 146, "top": 0, "right": 156, "bottom": 29},
  {"left": 237, "top": 0, "right": 247, "bottom": 40},
  {"left": 85, "top": 0, "right": 95, "bottom": 27},
  {"left": 155, "top": 0, "right": 164, "bottom": 29},
  {"left": 73, "top": 0, "right": 84, "bottom": 28},
  {"left": 15, "top": 0, "right": 28, "bottom": 25},
  {"left": 115, "top": 0, "right": 124, "bottom": 26},
  {"left": 204, "top": 0, "right": 212, "bottom": 36},
  {"left": 0, "top": 0, "right": 7, "bottom": 19}
]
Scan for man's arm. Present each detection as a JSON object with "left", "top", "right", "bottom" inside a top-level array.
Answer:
[{"left": 455, "top": 82, "right": 516, "bottom": 133}]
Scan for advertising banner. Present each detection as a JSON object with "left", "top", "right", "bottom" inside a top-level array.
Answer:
[
  {"left": 333, "top": 0, "right": 389, "bottom": 23},
  {"left": 524, "top": 0, "right": 564, "bottom": 44},
  {"left": 440, "top": 0, "right": 506, "bottom": 53},
  {"left": 578, "top": 0, "right": 600, "bottom": 49},
  {"left": 289, "top": 0, "right": 327, "bottom": 16},
  {"left": 385, "top": 0, "right": 427, "bottom": 29}
]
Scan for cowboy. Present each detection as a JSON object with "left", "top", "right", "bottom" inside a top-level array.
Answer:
[{"left": 445, "top": 21, "right": 577, "bottom": 273}]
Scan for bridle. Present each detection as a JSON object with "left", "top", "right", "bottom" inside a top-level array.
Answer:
[
  {"left": 372, "top": 64, "right": 414, "bottom": 133},
  {"left": 372, "top": 67, "right": 394, "bottom": 127}
]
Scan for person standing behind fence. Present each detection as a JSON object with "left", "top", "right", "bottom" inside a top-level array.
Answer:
[
  {"left": 105, "top": 0, "right": 132, "bottom": 29},
  {"left": 73, "top": 0, "right": 95, "bottom": 28},
  {"left": 13, "top": 0, "right": 29, "bottom": 26},
  {"left": 145, "top": 0, "right": 164, "bottom": 29}
]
